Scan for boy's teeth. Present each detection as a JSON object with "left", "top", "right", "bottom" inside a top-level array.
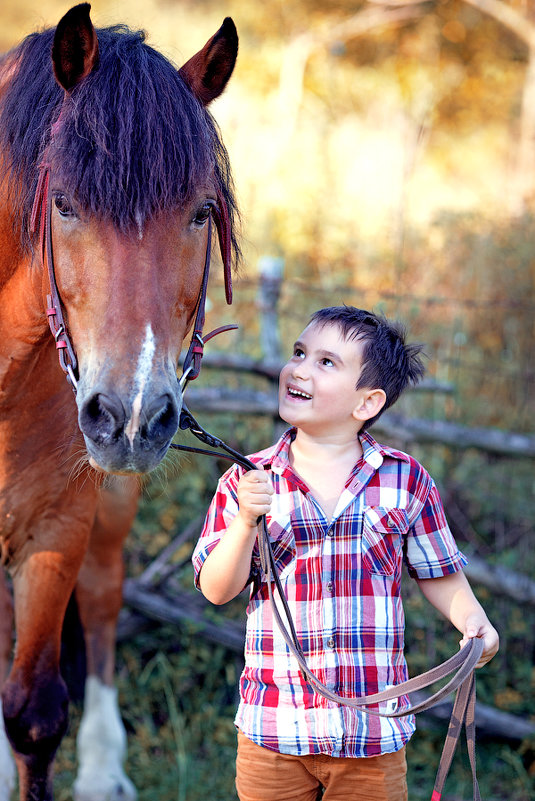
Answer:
[{"left": 288, "top": 388, "right": 312, "bottom": 399}]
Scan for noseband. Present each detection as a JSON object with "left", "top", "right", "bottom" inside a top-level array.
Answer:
[{"left": 30, "top": 139, "right": 235, "bottom": 394}]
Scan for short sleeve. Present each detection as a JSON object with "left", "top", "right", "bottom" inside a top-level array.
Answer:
[
  {"left": 405, "top": 482, "right": 467, "bottom": 579},
  {"left": 191, "top": 464, "right": 243, "bottom": 588}
]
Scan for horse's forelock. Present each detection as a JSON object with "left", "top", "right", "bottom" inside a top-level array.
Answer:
[{"left": 0, "top": 24, "right": 240, "bottom": 265}]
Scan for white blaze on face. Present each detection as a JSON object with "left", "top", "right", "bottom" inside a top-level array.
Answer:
[{"left": 125, "top": 324, "right": 156, "bottom": 448}]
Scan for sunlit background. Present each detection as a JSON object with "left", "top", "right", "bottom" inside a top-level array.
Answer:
[{"left": 2, "top": 3, "right": 534, "bottom": 800}]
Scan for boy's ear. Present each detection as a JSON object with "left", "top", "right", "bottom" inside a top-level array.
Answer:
[{"left": 352, "top": 388, "right": 387, "bottom": 424}]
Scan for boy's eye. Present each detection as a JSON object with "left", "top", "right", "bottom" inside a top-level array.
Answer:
[
  {"left": 294, "top": 348, "right": 305, "bottom": 358},
  {"left": 321, "top": 358, "right": 334, "bottom": 367}
]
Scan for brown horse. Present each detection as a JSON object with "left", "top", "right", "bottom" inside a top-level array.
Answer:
[{"left": 0, "top": 4, "right": 239, "bottom": 800}]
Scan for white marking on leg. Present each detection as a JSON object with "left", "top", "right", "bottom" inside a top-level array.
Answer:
[
  {"left": 0, "top": 699, "right": 16, "bottom": 801},
  {"left": 74, "top": 676, "right": 137, "bottom": 801},
  {"left": 125, "top": 324, "right": 155, "bottom": 449}
]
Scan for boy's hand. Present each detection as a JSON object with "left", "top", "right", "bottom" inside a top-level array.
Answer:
[
  {"left": 460, "top": 615, "right": 499, "bottom": 668},
  {"left": 236, "top": 470, "right": 274, "bottom": 528}
]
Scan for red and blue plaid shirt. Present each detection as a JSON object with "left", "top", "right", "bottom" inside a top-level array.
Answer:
[{"left": 192, "top": 428, "right": 466, "bottom": 758}]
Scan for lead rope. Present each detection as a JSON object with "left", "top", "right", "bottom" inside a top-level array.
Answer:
[{"left": 171, "top": 405, "right": 483, "bottom": 801}]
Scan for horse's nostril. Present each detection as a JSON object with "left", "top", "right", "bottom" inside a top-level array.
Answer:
[
  {"left": 79, "top": 392, "right": 125, "bottom": 445},
  {"left": 144, "top": 393, "right": 178, "bottom": 439}
]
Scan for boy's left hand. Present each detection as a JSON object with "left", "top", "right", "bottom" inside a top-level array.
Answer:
[{"left": 459, "top": 615, "right": 499, "bottom": 668}]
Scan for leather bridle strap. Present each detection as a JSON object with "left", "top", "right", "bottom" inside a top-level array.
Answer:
[
  {"left": 30, "top": 163, "right": 79, "bottom": 391},
  {"left": 180, "top": 215, "right": 237, "bottom": 388}
]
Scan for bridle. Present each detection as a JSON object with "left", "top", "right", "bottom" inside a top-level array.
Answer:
[
  {"left": 31, "top": 135, "right": 483, "bottom": 801},
  {"left": 30, "top": 157, "right": 79, "bottom": 390}
]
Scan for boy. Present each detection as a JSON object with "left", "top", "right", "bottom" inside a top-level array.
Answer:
[{"left": 192, "top": 306, "right": 499, "bottom": 801}]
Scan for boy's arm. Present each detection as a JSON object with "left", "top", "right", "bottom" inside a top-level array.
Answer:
[
  {"left": 416, "top": 570, "right": 499, "bottom": 668},
  {"left": 198, "top": 470, "right": 273, "bottom": 605}
]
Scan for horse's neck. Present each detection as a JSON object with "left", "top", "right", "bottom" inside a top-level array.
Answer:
[{"left": 0, "top": 204, "right": 51, "bottom": 400}]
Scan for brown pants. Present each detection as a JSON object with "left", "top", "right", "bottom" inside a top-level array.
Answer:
[{"left": 236, "top": 730, "right": 408, "bottom": 801}]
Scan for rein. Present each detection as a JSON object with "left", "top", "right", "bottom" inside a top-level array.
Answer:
[{"left": 171, "top": 407, "right": 484, "bottom": 801}]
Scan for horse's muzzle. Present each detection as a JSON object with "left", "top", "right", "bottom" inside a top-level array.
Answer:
[{"left": 78, "top": 387, "right": 180, "bottom": 473}]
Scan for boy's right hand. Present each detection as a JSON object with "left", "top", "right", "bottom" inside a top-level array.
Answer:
[{"left": 237, "top": 470, "right": 274, "bottom": 527}]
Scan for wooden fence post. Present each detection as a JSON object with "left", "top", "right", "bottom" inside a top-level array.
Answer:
[
  {"left": 257, "top": 256, "right": 284, "bottom": 365},
  {"left": 257, "top": 256, "right": 285, "bottom": 437}
]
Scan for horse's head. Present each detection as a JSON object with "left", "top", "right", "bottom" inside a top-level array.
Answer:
[{"left": 38, "top": 4, "right": 238, "bottom": 474}]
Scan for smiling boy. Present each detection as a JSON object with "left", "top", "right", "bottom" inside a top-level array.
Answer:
[{"left": 192, "top": 306, "right": 499, "bottom": 801}]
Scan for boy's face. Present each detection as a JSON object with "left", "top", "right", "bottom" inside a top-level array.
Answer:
[{"left": 278, "top": 322, "right": 379, "bottom": 438}]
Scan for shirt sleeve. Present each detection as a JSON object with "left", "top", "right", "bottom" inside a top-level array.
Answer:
[
  {"left": 404, "top": 480, "right": 467, "bottom": 579},
  {"left": 191, "top": 464, "right": 243, "bottom": 588}
]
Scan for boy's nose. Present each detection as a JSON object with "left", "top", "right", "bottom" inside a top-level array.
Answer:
[{"left": 291, "top": 360, "right": 310, "bottom": 380}]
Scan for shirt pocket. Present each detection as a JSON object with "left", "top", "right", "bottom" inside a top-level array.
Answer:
[{"left": 362, "top": 506, "right": 409, "bottom": 576}]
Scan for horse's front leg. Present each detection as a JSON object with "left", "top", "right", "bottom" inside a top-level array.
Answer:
[
  {"left": 74, "top": 479, "right": 139, "bottom": 801},
  {"left": 0, "top": 570, "right": 15, "bottom": 801},
  {"left": 2, "top": 527, "right": 91, "bottom": 801}
]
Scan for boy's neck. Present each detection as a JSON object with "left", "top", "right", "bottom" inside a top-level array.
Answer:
[
  {"left": 288, "top": 428, "right": 364, "bottom": 522},
  {"left": 290, "top": 427, "right": 363, "bottom": 465}
]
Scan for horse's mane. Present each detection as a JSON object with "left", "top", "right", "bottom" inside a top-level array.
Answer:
[{"left": 0, "top": 24, "right": 240, "bottom": 262}]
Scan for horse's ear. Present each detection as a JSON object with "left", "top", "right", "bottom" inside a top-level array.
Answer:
[
  {"left": 179, "top": 17, "right": 238, "bottom": 106},
  {"left": 52, "top": 3, "right": 99, "bottom": 92}
]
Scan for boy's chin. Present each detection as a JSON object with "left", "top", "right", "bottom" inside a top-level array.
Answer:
[{"left": 278, "top": 409, "right": 293, "bottom": 426}]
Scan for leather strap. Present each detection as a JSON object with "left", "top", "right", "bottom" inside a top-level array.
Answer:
[
  {"left": 180, "top": 217, "right": 238, "bottom": 385},
  {"left": 30, "top": 163, "right": 79, "bottom": 391}
]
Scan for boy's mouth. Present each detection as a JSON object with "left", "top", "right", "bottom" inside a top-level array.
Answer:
[{"left": 286, "top": 385, "right": 312, "bottom": 401}]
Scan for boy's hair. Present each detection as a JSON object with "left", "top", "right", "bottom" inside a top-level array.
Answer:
[{"left": 309, "top": 306, "right": 426, "bottom": 429}]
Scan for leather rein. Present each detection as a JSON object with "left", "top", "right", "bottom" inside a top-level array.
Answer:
[{"left": 31, "top": 152, "right": 483, "bottom": 801}]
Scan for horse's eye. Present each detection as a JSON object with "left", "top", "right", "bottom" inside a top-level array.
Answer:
[
  {"left": 192, "top": 202, "right": 213, "bottom": 227},
  {"left": 53, "top": 193, "right": 76, "bottom": 219}
]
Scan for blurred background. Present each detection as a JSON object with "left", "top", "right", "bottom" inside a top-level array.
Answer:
[{"left": 3, "top": 1, "right": 534, "bottom": 800}]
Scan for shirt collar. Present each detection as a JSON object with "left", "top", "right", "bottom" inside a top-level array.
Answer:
[
  {"left": 253, "top": 426, "right": 409, "bottom": 476},
  {"left": 252, "top": 427, "right": 295, "bottom": 474},
  {"left": 359, "top": 428, "right": 411, "bottom": 467}
]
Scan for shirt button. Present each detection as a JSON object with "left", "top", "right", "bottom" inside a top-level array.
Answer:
[
  {"left": 327, "top": 581, "right": 334, "bottom": 593},
  {"left": 387, "top": 516, "right": 394, "bottom": 527},
  {"left": 327, "top": 637, "right": 335, "bottom": 649}
]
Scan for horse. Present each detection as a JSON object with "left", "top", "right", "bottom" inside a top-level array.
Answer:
[{"left": 0, "top": 4, "right": 239, "bottom": 799}]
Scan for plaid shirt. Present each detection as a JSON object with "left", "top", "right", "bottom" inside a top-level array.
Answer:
[{"left": 192, "top": 428, "right": 466, "bottom": 758}]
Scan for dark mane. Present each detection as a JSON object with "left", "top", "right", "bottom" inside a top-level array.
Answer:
[{"left": 0, "top": 23, "right": 240, "bottom": 262}]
